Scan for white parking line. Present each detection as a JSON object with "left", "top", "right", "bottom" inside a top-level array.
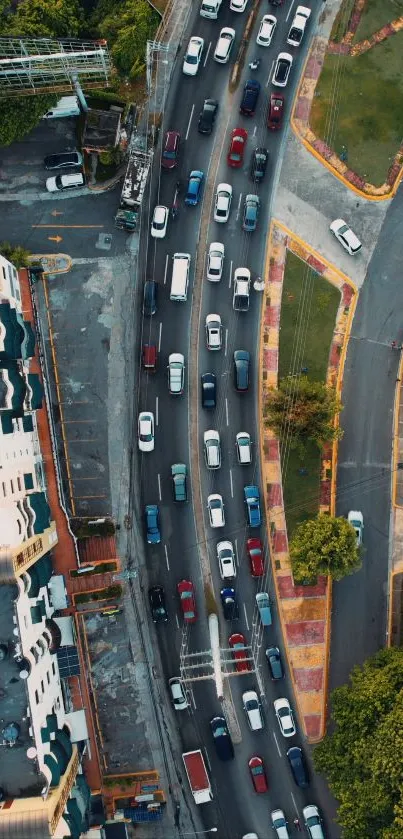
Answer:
[
  {"left": 228, "top": 259, "right": 233, "bottom": 288},
  {"left": 163, "top": 253, "right": 169, "bottom": 285},
  {"left": 156, "top": 396, "right": 159, "bottom": 426},
  {"left": 273, "top": 730, "right": 282, "bottom": 757},
  {"left": 203, "top": 42, "right": 211, "bottom": 66},
  {"left": 225, "top": 397, "right": 229, "bottom": 426},
  {"left": 164, "top": 544, "right": 170, "bottom": 571},
  {"left": 229, "top": 468, "right": 234, "bottom": 498},
  {"left": 286, "top": 0, "right": 296, "bottom": 22},
  {"left": 175, "top": 613, "right": 180, "bottom": 629},
  {"left": 157, "top": 473, "right": 162, "bottom": 501},
  {"left": 290, "top": 791, "right": 298, "bottom": 813},
  {"left": 236, "top": 192, "right": 242, "bottom": 221},
  {"left": 266, "top": 59, "right": 275, "bottom": 86},
  {"left": 158, "top": 321, "right": 162, "bottom": 352},
  {"left": 243, "top": 602, "right": 250, "bottom": 630},
  {"left": 234, "top": 538, "right": 239, "bottom": 567},
  {"left": 185, "top": 104, "right": 194, "bottom": 140},
  {"left": 225, "top": 328, "right": 228, "bottom": 356},
  {"left": 204, "top": 748, "right": 212, "bottom": 772},
  {"left": 252, "top": 125, "right": 257, "bottom": 138}
]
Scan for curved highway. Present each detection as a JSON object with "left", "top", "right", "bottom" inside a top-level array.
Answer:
[{"left": 136, "top": 2, "right": 330, "bottom": 837}]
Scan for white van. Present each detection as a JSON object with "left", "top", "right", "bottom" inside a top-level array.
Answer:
[
  {"left": 242, "top": 690, "right": 264, "bottom": 731},
  {"left": 43, "top": 96, "right": 80, "bottom": 119},
  {"left": 204, "top": 430, "right": 221, "bottom": 469},
  {"left": 214, "top": 27, "right": 236, "bottom": 64},
  {"left": 200, "top": 0, "right": 222, "bottom": 19},
  {"left": 46, "top": 172, "right": 85, "bottom": 193},
  {"left": 170, "top": 253, "right": 191, "bottom": 302},
  {"left": 236, "top": 432, "right": 251, "bottom": 465}
]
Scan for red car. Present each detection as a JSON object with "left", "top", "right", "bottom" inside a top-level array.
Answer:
[
  {"left": 161, "top": 130, "right": 180, "bottom": 169},
  {"left": 229, "top": 632, "right": 251, "bottom": 672},
  {"left": 177, "top": 579, "right": 197, "bottom": 623},
  {"left": 247, "top": 537, "right": 264, "bottom": 577},
  {"left": 248, "top": 755, "right": 268, "bottom": 793},
  {"left": 267, "top": 93, "right": 284, "bottom": 130},
  {"left": 227, "top": 127, "right": 248, "bottom": 168}
]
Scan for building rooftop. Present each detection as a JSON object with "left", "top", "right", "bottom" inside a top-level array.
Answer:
[
  {"left": 0, "top": 583, "right": 44, "bottom": 797},
  {"left": 82, "top": 108, "right": 122, "bottom": 151}
]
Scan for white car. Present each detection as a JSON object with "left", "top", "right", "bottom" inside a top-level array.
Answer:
[
  {"left": 271, "top": 809, "right": 289, "bottom": 839},
  {"left": 287, "top": 5, "right": 311, "bottom": 47},
  {"left": 256, "top": 14, "right": 277, "bottom": 46},
  {"left": 204, "top": 429, "right": 221, "bottom": 469},
  {"left": 183, "top": 36, "right": 204, "bottom": 76},
  {"left": 207, "top": 242, "right": 225, "bottom": 281},
  {"left": 151, "top": 205, "right": 168, "bottom": 239},
  {"left": 347, "top": 510, "right": 364, "bottom": 546},
  {"left": 242, "top": 689, "right": 264, "bottom": 731},
  {"left": 274, "top": 697, "right": 296, "bottom": 738},
  {"left": 207, "top": 494, "right": 225, "bottom": 528},
  {"left": 138, "top": 411, "right": 154, "bottom": 452},
  {"left": 206, "top": 314, "right": 222, "bottom": 351},
  {"left": 217, "top": 540, "right": 236, "bottom": 579},
  {"left": 303, "top": 805, "right": 324, "bottom": 839},
  {"left": 236, "top": 431, "right": 252, "bottom": 465},
  {"left": 330, "top": 219, "right": 362, "bottom": 255},
  {"left": 214, "top": 27, "right": 236, "bottom": 63},
  {"left": 214, "top": 183, "right": 232, "bottom": 223},
  {"left": 168, "top": 353, "right": 185, "bottom": 395},
  {"left": 230, "top": 0, "right": 248, "bottom": 11},
  {"left": 272, "top": 52, "right": 293, "bottom": 88},
  {"left": 168, "top": 677, "right": 189, "bottom": 711}
]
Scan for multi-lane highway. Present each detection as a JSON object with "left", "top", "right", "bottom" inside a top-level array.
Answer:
[{"left": 135, "top": 2, "right": 332, "bottom": 837}]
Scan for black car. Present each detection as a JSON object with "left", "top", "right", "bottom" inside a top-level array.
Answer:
[
  {"left": 287, "top": 746, "right": 309, "bottom": 788},
  {"left": 143, "top": 280, "right": 158, "bottom": 316},
  {"left": 148, "top": 586, "right": 168, "bottom": 623},
  {"left": 239, "top": 79, "right": 260, "bottom": 116},
  {"left": 198, "top": 98, "right": 219, "bottom": 135},
  {"left": 233, "top": 350, "right": 250, "bottom": 392},
  {"left": 251, "top": 148, "right": 269, "bottom": 182},
  {"left": 44, "top": 151, "right": 83, "bottom": 170},
  {"left": 210, "top": 716, "right": 234, "bottom": 761},
  {"left": 201, "top": 372, "right": 217, "bottom": 408},
  {"left": 265, "top": 646, "right": 284, "bottom": 680},
  {"left": 220, "top": 587, "right": 238, "bottom": 620}
]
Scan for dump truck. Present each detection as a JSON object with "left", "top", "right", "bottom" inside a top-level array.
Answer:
[
  {"left": 116, "top": 150, "right": 151, "bottom": 229},
  {"left": 182, "top": 750, "right": 213, "bottom": 804}
]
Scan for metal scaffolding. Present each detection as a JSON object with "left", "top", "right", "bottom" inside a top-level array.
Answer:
[{"left": 0, "top": 37, "right": 112, "bottom": 96}]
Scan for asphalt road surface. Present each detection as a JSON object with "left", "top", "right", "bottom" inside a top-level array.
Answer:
[{"left": 136, "top": 2, "right": 335, "bottom": 838}]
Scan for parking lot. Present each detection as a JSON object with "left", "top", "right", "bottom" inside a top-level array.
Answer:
[{"left": 0, "top": 118, "right": 139, "bottom": 519}]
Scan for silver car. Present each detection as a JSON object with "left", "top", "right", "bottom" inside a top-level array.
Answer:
[{"left": 168, "top": 353, "right": 185, "bottom": 395}]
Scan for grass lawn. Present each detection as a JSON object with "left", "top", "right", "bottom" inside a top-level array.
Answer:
[
  {"left": 354, "top": 0, "right": 403, "bottom": 42},
  {"left": 310, "top": 30, "right": 403, "bottom": 186},
  {"left": 330, "top": 0, "right": 356, "bottom": 42},
  {"left": 278, "top": 253, "right": 340, "bottom": 537}
]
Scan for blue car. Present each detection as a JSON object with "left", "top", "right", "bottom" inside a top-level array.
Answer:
[
  {"left": 185, "top": 170, "right": 204, "bottom": 206},
  {"left": 145, "top": 504, "right": 161, "bottom": 544},
  {"left": 244, "top": 485, "right": 261, "bottom": 528},
  {"left": 242, "top": 194, "right": 260, "bottom": 232}
]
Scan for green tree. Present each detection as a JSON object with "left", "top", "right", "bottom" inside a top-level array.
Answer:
[
  {"left": 2, "top": 0, "right": 83, "bottom": 38},
  {"left": 92, "top": 0, "right": 159, "bottom": 79},
  {"left": 264, "top": 376, "right": 342, "bottom": 451},
  {"left": 0, "top": 94, "right": 57, "bottom": 146},
  {"left": 290, "top": 514, "right": 361, "bottom": 583},
  {"left": 0, "top": 241, "right": 31, "bottom": 268},
  {"left": 314, "top": 648, "right": 403, "bottom": 839}
]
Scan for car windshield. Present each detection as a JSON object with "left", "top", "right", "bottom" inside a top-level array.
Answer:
[
  {"left": 231, "top": 152, "right": 241, "bottom": 161},
  {"left": 141, "top": 431, "right": 152, "bottom": 441},
  {"left": 246, "top": 699, "right": 257, "bottom": 710},
  {"left": 213, "top": 725, "right": 226, "bottom": 737},
  {"left": 187, "top": 53, "right": 197, "bottom": 64},
  {"left": 251, "top": 765, "right": 263, "bottom": 776},
  {"left": 163, "top": 150, "right": 176, "bottom": 159}
]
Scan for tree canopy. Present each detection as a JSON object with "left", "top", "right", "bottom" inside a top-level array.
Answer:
[
  {"left": 90, "top": 0, "right": 160, "bottom": 79},
  {"left": 314, "top": 647, "right": 403, "bottom": 839},
  {"left": 0, "top": 94, "right": 57, "bottom": 147},
  {"left": 265, "top": 375, "right": 342, "bottom": 452},
  {"left": 290, "top": 514, "right": 361, "bottom": 583},
  {"left": 2, "top": 0, "right": 84, "bottom": 39}
]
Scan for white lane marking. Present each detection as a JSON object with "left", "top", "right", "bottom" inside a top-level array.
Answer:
[
  {"left": 228, "top": 259, "right": 233, "bottom": 288},
  {"left": 225, "top": 328, "right": 228, "bottom": 356},
  {"left": 273, "top": 730, "right": 282, "bottom": 757},
  {"left": 189, "top": 688, "right": 197, "bottom": 710},
  {"left": 185, "top": 104, "right": 195, "bottom": 140},
  {"left": 175, "top": 613, "right": 180, "bottom": 629},
  {"left": 236, "top": 192, "right": 242, "bottom": 221},
  {"left": 163, "top": 253, "right": 169, "bottom": 285},
  {"left": 229, "top": 468, "right": 234, "bottom": 498},
  {"left": 156, "top": 396, "right": 159, "bottom": 426},
  {"left": 157, "top": 473, "right": 162, "bottom": 501},
  {"left": 266, "top": 60, "right": 275, "bottom": 87},
  {"left": 243, "top": 602, "right": 250, "bottom": 631},
  {"left": 225, "top": 397, "right": 229, "bottom": 427},
  {"left": 204, "top": 748, "right": 212, "bottom": 772},
  {"left": 158, "top": 321, "right": 162, "bottom": 352},
  {"left": 164, "top": 544, "right": 170, "bottom": 571},
  {"left": 252, "top": 125, "right": 257, "bottom": 138},
  {"left": 234, "top": 538, "right": 239, "bottom": 567},
  {"left": 203, "top": 42, "right": 211, "bottom": 67},
  {"left": 290, "top": 791, "right": 298, "bottom": 813},
  {"left": 286, "top": 0, "right": 296, "bottom": 22}
]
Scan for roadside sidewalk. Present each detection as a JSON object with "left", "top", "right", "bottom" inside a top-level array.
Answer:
[{"left": 389, "top": 354, "right": 403, "bottom": 648}]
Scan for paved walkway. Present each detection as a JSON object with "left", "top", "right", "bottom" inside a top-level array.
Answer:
[
  {"left": 389, "top": 353, "right": 403, "bottom": 648},
  {"left": 258, "top": 223, "right": 356, "bottom": 741}
]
